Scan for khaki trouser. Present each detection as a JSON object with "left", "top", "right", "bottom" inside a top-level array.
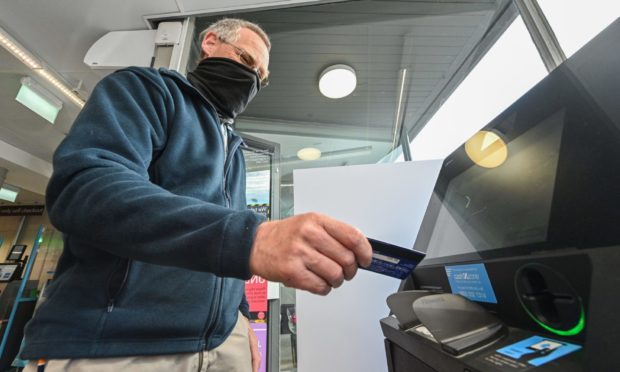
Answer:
[{"left": 25, "top": 312, "right": 252, "bottom": 372}]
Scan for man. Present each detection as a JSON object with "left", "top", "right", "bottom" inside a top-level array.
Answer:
[{"left": 21, "top": 18, "right": 372, "bottom": 372}]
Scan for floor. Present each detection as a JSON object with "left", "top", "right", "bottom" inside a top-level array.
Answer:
[{"left": 280, "top": 333, "right": 297, "bottom": 372}]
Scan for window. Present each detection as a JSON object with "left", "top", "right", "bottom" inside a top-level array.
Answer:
[
  {"left": 409, "top": 16, "right": 548, "bottom": 161},
  {"left": 538, "top": 0, "right": 620, "bottom": 59}
]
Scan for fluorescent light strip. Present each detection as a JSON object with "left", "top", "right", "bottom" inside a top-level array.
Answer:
[
  {"left": 0, "top": 26, "right": 85, "bottom": 108},
  {"left": 0, "top": 32, "right": 41, "bottom": 69},
  {"left": 392, "top": 68, "right": 408, "bottom": 148},
  {"left": 35, "top": 69, "right": 84, "bottom": 107}
]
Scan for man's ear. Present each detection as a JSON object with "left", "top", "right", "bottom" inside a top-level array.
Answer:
[{"left": 201, "top": 31, "right": 219, "bottom": 58}]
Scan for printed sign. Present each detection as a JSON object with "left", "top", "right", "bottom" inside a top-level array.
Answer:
[
  {"left": 245, "top": 275, "right": 268, "bottom": 312},
  {"left": 0, "top": 264, "right": 18, "bottom": 282},
  {"left": 0, "top": 205, "right": 45, "bottom": 216},
  {"left": 496, "top": 336, "right": 581, "bottom": 367},
  {"left": 445, "top": 263, "right": 497, "bottom": 303},
  {"left": 248, "top": 204, "right": 270, "bottom": 219}
]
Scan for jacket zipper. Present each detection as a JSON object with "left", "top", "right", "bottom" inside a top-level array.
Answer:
[
  {"left": 197, "top": 349, "right": 204, "bottom": 371},
  {"left": 202, "top": 128, "right": 243, "bottom": 347},
  {"left": 222, "top": 127, "right": 243, "bottom": 209},
  {"left": 107, "top": 259, "right": 131, "bottom": 313},
  {"left": 201, "top": 125, "right": 238, "bottom": 348},
  {"left": 221, "top": 123, "right": 231, "bottom": 208}
]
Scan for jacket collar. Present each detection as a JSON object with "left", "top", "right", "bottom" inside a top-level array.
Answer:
[{"left": 158, "top": 68, "right": 246, "bottom": 145}]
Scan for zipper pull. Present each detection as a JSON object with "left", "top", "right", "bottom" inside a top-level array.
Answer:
[{"left": 107, "top": 300, "right": 115, "bottom": 313}]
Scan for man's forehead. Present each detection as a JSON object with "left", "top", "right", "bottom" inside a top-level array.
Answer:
[{"left": 238, "top": 28, "right": 270, "bottom": 64}]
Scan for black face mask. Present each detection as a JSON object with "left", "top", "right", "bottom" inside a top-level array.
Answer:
[{"left": 187, "top": 57, "right": 261, "bottom": 123}]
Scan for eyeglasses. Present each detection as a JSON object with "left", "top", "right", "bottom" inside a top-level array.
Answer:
[{"left": 220, "top": 38, "right": 269, "bottom": 88}]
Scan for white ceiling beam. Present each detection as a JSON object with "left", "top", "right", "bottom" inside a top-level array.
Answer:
[
  {"left": 143, "top": 0, "right": 347, "bottom": 25},
  {"left": 0, "top": 139, "right": 52, "bottom": 194},
  {"left": 0, "top": 138, "right": 52, "bottom": 179}
]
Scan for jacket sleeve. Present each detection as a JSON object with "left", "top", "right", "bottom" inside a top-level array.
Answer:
[{"left": 45, "top": 69, "right": 263, "bottom": 279}]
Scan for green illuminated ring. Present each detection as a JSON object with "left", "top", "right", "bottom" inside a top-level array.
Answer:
[
  {"left": 515, "top": 264, "right": 585, "bottom": 337},
  {"left": 520, "top": 301, "right": 585, "bottom": 337}
]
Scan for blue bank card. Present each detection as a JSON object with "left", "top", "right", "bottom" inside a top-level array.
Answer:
[{"left": 361, "top": 238, "right": 426, "bottom": 279}]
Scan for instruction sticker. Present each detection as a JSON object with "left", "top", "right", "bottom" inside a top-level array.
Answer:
[
  {"left": 445, "top": 263, "right": 497, "bottom": 303},
  {"left": 496, "top": 336, "right": 581, "bottom": 367}
]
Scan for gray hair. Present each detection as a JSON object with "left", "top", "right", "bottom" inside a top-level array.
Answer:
[{"left": 198, "top": 18, "right": 271, "bottom": 59}]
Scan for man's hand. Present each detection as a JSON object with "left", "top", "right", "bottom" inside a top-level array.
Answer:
[
  {"left": 249, "top": 212, "right": 373, "bottom": 295},
  {"left": 244, "top": 317, "right": 260, "bottom": 372}
]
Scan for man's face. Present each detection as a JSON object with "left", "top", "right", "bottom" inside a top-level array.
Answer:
[{"left": 201, "top": 27, "right": 270, "bottom": 85}]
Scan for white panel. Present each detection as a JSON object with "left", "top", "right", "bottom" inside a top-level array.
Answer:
[
  {"left": 0, "top": 140, "right": 52, "bottom": 194},
  {"left": 294, "top": 160, "right": 442, "bottom": 372},
  {"left": 84, "top": 30, "right": 156, "bottom": 69}
]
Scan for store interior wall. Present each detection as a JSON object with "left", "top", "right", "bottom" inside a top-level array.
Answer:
[{"left": 0, "top": 213, "right": 60, "bottom": 295}]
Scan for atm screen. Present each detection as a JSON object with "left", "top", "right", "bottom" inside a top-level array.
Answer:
[{"left": 415, "top": 20, "right": 620, "bottom": 265}]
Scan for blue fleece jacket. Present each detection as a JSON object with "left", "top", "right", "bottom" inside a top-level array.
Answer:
[{"left": 21, "top": 67, "right": 265, "bottom": 359}]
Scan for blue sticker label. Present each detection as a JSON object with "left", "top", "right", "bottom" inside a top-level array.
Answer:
[
  {"left": 496, "top": 336, "right": 581, "bottom": 367},
  {"left": 445, "top": 263, "right": 497, "bottom": 303}
]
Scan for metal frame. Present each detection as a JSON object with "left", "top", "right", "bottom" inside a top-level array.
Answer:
[
  {"left": 267, "top": 298, "right": 281, "bottom": 372},
  {"left": 241, "top": 133, "right": 281, "bottom": 223},
  {"left": 514, "top": 0, "right": 566, "bottom": 72},
  {"left": 170, "top": 17, "right": 195, "bottom": 74},
  {"left": 239, "top": 132, "right": 281, "bottom": 372},
  {"left": 399, "top": 128, "right": 412, "bottom": 162}
]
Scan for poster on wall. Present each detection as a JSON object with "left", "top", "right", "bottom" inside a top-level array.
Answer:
[
  {"left": 246, "top": 169, "right": 271, "bottom": 219},
  {"left": 245, "top": 275, "right": 268, "bottom": 313}
]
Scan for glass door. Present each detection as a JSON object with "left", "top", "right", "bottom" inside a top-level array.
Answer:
[{"left": 241, "top": 133, "right": 285, "bottom": 372}]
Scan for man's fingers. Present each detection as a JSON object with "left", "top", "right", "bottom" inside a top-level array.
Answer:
[
  {"left": 304, "top": 250, "right": 345, "bottom": 288},
  {"left": 250, "top": 214, "right": 372, "bottom": 296},
  {"left": 306, "top": 230, "right": 359, "bottom": 281},
  {"left": 290, "top": 266, "right": 333, "bottom": 295},
  {"left": 316, "top": 215, "right": 373, "bottom": 267}
]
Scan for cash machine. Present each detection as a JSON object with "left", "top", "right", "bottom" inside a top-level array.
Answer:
[{"left": 381, "top": 18, "right": 620, "bottom": 372}]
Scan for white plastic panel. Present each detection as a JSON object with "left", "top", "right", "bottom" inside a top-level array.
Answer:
[
  {"left": 294, "top": 160, "right": 442, "bottom": 372},
  {"left": 84, "top": 30, "right": 156, "bottom": 69}
]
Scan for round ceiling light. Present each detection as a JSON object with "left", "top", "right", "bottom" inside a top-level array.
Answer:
[
  {"left": 464, "top": 130, "right": 508, "bottom": 168},
  {"left": 319, "top": 64, "right": 356, "bottom": 99},
  {"left": 297, "top": 147, "right": 322, "bottom": 161}
]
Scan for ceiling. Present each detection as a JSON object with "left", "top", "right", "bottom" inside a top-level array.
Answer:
[
  {"left": 199, "top": 0, "right": 506, "bottom": 139},
  {"left": 0, "top": 0, "right": 513, "bottom": 205},
  {"left": 0, "top": 0, "right": 339, "bottom": 201},
  {"left": 201, "top": 0, "right": 513, "bottom": 188}
]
